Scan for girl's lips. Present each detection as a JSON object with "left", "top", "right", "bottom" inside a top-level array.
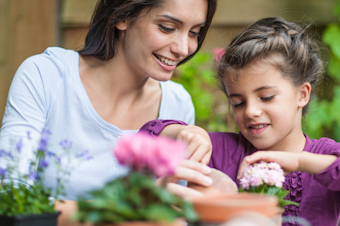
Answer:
[
  {"left": 248, "top": 124, "right": 269, "bottom": 135},
  {"left": 153, "top": 54, "right": 177, "bottom": 71}
]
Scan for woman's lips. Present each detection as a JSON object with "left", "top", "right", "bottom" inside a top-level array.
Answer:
[{"left": 153, "top": 54, "right": 177, "bottom": 71}]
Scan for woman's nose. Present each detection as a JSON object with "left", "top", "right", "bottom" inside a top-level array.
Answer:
[
  {"left": 171, "top": 34, "right": 190, "bottom": 58},
  {"left": 244, "top": 102, "right": 262, "bottom": 119}
]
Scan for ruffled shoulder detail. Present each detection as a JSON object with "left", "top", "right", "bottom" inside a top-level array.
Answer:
[{"left": 282, "top": 171, "right": 303, "bottom": 226}]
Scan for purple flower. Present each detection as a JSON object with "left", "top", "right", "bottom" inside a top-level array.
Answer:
[
  {"left": 27, "top": 131, "right": 31, "bottom": 140},
  {"left": 0, "top": 149, "right": 8, "bottom": 157},
  {"left": 47, "top": 151, "right": 56, "bottom": 157},
  {"left": 41, "top": 128, "right": 51, "bottom": 140},
  {"left": 0, "top": 167, "right": 7, "bottom": 177},
  {"left": 38, "top": 128, "right": 51, "bottom": 152},
  {"left": 28, "top": 170, "right": 38, "bottom": 180},
  {"left": 38, "top": 140, "right": 48, "bottom": 152},
  {"left": 39, "top": 159, "right": 49, "bottom": 169},
  {"left": 60, "top": 140, "right": 72, "bottom": 149},
  {"left": 7, "top": 152, "right": 13, "bottom": 159},
  {"left": 77, "top": 150, "right": 93, "bottom": 160},
  {"left": 16, "top": 138, "right": 23, "bottom": 153}
]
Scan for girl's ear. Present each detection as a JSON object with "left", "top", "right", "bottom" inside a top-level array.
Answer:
[
  {"left": 297, "top": 82, "right": 312, "bottom": 108},
  {"left": 116, "top": 20, "right": 128, "bottom": 31}
]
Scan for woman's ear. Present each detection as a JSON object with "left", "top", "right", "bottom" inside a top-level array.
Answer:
[
  {"left": 116, "top": 20, "right": 128, "bottom": 31},
  {"left": 297, "top": 82, "right": 312, "bottom": 108}
]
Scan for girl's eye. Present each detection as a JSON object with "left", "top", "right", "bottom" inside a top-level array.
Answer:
[
  {"left": 158, "top": 24, "right": 175, "bottom": 33},
  {"left": 261, "top": 96, "right": 274, "bottom": 101},
  {"left": 233, "top": 102, "right": 245, "bottom": 107}
]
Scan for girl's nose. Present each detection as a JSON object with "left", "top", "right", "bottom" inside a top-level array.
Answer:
[
  {"left": 171, "top": 34, "right": 190, "bottom": 58},
  {"left": 244, "top": 102, "right": 262, "bottom": 119}
]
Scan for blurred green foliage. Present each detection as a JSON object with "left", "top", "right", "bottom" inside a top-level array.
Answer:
[
  {"left": 303, "top": 0, "right": 340, "bottom": 141},
  {"left": 172, "top": 52, "right": 230, "bottom": 132}
]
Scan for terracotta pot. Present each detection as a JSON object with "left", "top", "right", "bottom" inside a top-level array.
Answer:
[
  {"left": 188, "top": 168, "right": 238, "bottom": 195},
  {"left": 191, "top": 193, "right": 279, "bottom": 223},
  {"left": 95, "top": 218, "right": 185, "bottom": 226},
  {"left": 221, "top": 211, "right": 277, "bottom": 226}
]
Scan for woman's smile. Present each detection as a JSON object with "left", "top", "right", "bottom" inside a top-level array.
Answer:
[{"left": 115, "top": 0, "right": 207, "bottom": 81}]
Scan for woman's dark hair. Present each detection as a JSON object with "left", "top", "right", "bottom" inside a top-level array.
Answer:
[
  {"left": 217, "top": 17, "right": 323, "bottom": 115},
  {"left": 79, "top": 0, "right": 217, "bottom": 66}
]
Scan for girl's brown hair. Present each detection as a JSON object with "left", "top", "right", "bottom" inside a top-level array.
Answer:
[
  {"left": 79, "top": 0, "right": 217, "bottom": 66},
  {"left": 217, "top": 17, "right": 323, "bottom": 115}
]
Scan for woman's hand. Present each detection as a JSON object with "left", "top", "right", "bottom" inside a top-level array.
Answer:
[
  {"left": 237, "top": 151, "right": 301, "bottom": 179},
  {"left": 160, "top": 125, "right": 212, "bottom": 165},
  {"left": 155, "top": 159, "right": 213, "bottom": 199}
]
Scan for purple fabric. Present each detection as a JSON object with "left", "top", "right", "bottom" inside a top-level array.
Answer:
[
  {"left": 208, "top": 132, "right": 340, "bottom": 226},
  {"left": 140, "top": 120, "right": 340, "bottom": 226},
  {"left": 139, "top": 120, "right": 188, "bottom": 136}
]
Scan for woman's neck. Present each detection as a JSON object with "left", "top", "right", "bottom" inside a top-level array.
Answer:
[{"left": 79, "top": 55, "right": 151, "bottom": 102}]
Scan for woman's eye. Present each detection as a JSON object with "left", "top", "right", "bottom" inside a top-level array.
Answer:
[
  {"left": 158, "top": 24, "right": 175, "bottom": 33},
  {"left": 189, "top": 31, "right": 200, "bottom": 38},
  {"left": 261, "top": 96, "right": 274, "bottom": 101}
]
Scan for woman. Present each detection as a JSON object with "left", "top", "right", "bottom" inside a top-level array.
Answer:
[{"left": 0, "top": 0, "right": 216, "bottom": 201}]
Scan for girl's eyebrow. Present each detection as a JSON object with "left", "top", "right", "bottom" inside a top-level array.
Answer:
[
  {"left": 158, "top": 14, "right": 206, "bottom": 26},
  {"left": 254, "top": 85, "right": 277, "bottom": 92},
  {"left": 228, "top": 86, "right": 277, "bottom": 98}
]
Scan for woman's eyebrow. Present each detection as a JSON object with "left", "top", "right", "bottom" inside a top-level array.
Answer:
[
  {"left": 159, "top": 14, "right": 206, "bottom": 26},
  {"left": 159, "top": 14, "right": 183, "bottom": 24}
]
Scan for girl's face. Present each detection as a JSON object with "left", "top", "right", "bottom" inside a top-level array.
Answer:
[
  {"left": 224, "top": 62, "right": 310, "bottom": 151},
  {"left": 116, "top": 0, "right": 207, "bottom": 81}
]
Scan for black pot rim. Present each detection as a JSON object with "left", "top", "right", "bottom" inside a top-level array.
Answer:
[{"left": 0, "top": 211, "right": 61, "bottom": 221}]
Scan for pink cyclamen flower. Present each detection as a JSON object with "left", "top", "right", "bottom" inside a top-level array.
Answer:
[
  {"left": 239, "top": 161, "right": 285, "bottom": 189},
  {"left": 113, "top": 132, "right": 186, "bottom": 177},
  {"left": 213, "top": 47, "right": 226, "bottom": 62}
]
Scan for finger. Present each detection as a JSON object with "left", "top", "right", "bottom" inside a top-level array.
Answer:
[
  {"left": 237, "top": 158, "right": 250, "bottom": 180},
  {"left": 185, "top": 142, "right": 200, "bottom": 159},
  {"left": 181, "top": 159, "right": 211, "bottom": 175},
  {"left": 174, "top": 162, "right": 212, "bottom": 187},
  {"left": 237, "top": 152, "right": 277, "bottom": 179},
  {"left": 189, "top": 143, "right": 211, "bottom": 163},
  {"left": 199, "top": 150, "right": 212, "bottom": 165},
  {"left": 244, "top": 151, "right": 277, "bottom": 164},
  {"left": 166, "top": 182, "right": 202, "bottom": 199}
]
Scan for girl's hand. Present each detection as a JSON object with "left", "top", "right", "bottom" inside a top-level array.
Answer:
[
  {"left": 237, "top": 151, "right": 338, "bottom": 179},
  {"left": 237, "top": 151, "right": 301, "bottom": 179},
  {"left": 155, "top": 159, "right": 213, "bottom": 199},
  {"left": 160, "top": 125, "right": 212, "bottom": 165}
]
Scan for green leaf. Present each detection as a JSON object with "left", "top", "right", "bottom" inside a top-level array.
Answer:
[
  {"left": 323, "top": 24, "right": 340, "bottom": 59},
  {"left": 86, "top": 211, "right": 103, "bottom": 223},
  {"left": 279, "top": 199, "right": 299, "bottom": 207},
  {"left": 266, "top": 186, "right": 280, "bottom": 196},
  {"left": 139, "top": 204, "right": 178, "bottom": 222},
  {"left": 182, "top": 201, "right": 199, "bottom": 222}
]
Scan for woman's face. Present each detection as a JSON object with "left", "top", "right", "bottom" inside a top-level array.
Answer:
[{"left": 116, "top": 0, "right": 208, "bottom": 81}]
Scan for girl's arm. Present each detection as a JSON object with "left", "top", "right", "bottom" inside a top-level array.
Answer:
[
  {"left": 237, "top": 151, "right": 337, "bottom": 178},
  {"left": 140, "top": 119, "right": 212, "bottom": 164}
]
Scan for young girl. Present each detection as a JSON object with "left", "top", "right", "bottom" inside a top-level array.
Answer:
[{"left": 140, "top": 17, "right": 340, "bottom": 226}]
